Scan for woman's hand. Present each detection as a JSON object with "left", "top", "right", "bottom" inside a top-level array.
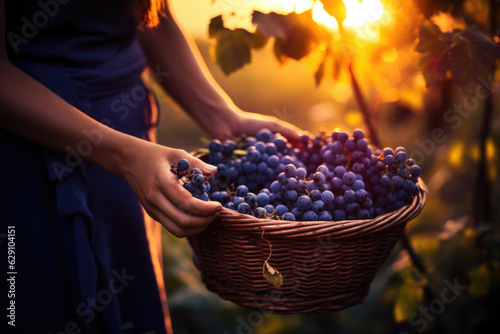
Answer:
[
  {"left": 117, "top": 139, "right": 222, "bottom": 238},
  {"left": 202, "top": 108, "right": 304, "bottom": 145}
]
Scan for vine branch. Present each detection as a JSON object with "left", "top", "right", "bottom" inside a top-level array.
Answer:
[
  {"left": 349, "top": 55, "right": 446, "bottom": 332},
  {"left": 473, "top": 0, "right": 496, "bottom": 227}
]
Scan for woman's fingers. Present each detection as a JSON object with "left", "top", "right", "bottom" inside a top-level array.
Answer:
[
  {"left": 182, "top": 153, "right": 218, "bottom": 176},
  {"left": 145, "top": 204, "right": 215, "bottom": 237},
  {"left": 235, "top": 111, "right": 304, "bottom": 144},
  {"left": 143, "top": 188, "right": 221, "bottom": 237}
]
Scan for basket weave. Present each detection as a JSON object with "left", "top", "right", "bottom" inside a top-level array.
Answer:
[{"left": 187, "top": 179, "right": 428, "bottom": 314}]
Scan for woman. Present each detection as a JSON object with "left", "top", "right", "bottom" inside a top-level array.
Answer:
[{"left": 0, "top": 0, "right": 301, "bottom": 332}]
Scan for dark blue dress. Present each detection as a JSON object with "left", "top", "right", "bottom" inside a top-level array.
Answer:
[{"left": 2, "top": 1, "right": 170, "bottom": 333}]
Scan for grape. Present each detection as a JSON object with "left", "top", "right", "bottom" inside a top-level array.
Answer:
[
  {"left": 243, "top": 161, "right": 257, "bottom": 174},
  {"left": 296, "top": 167, "right": 307, "bottom": 179},
  {"left": 309, "top": 189, "right": 321, "bottom": 201},
  {"left": 277, "top": 172, "right": 288, "bottom": 185},
  {"left": 191, "top": 168, "right": 202, "bottom": 175},
  {"left": 334, "top": 195, "right": 346, "bottom": 209},
  {"left": 331, "top": 177, "right": 343, "bottom": 190},
  {"left": 391, "top": 175, "right": 404, "bottom": 189},
  {"left": 410, "top": 165, "right": 421, "bottom": 177},
  {"left": 353, "top": 128, "right": 365, "bottom": 140},
  {"left": 254, "top": 207, "right": 268, "bottom": 218},
  {"left": 183, "top": 181, "right": 193, "bottom": 192},
  {"left": 357, "top": 139, "right": 368, "bottom": 150},
  {"left": 357, "top": 209, "right": 370, "bottom": 219},
  {"left": 256, "top": 192, "right": 270, "bottom": 206},
  {"left": 255, "top": 142, "right": 267, "bottom": 153},
  {"left": 312, "top": 172, "right": 326, "bottom": 186},
  {"left": 234, "top": 197, "right": 245, "bottom": 208},
  {"left": 270, "top": 180, "right": 282, "bottom": 193},
  {"left": 333, "top": 210, "right": 346, "bottom": 221},
  {"left": 285, "top": 190, "right": 298, "bottom": 202},
  {"left": 244, "top": 193, "right": 257, "bottom": 208},
  {"left": 343, "top": 172, "right": 356, "bottom": 186},
  {"left": 237, "top": 202, "right": 251, "bottom": 214},
  {"left": 291, "top": 207, "right": 303, "bottom": 220},
  {"left": 296, "top": 180, "right": 307, "bottom": 192},
  {"left": 282, "top": 212, "right": 296, "bottom": 221},
  {"left": 302, "top": 210, "right": 318, "bottom": 221},
  {"left": 177, "top": 159, "right": 189, "bottom": 172},
  {"left": 384, "top": 155, "right": 395, "bottom": 165},
  {"left": 344, "top": 189, "right": 356, "bottom": 203},
  {"left": 380, "top": 175, "right": 390, "bottom": 187},
  {"left": 312, "top": 200, "right": 325, "bottom": 213},
  {"left": 320, "top": 190, "right": 334, "bottom": 205},
  {"left": 318, "top": 211, "right": 333, "bottom": 221},
  {"left": 346, "top": 202, "right": 360, "bottom": 214},
  {"left": 284, "top": 164, "right": 297, "bottom": 177},
  {"left": 352, "top": 180, "right": 365, "bottom": 191},
  {"left": 275, "top": 204, "right": 288, "bottom": 216},
  {"left": 334, "top": 166, "right": 347, "bottom": 177},
  {"left": 355, "top": 189, "right": 368, "bottom": 201},
  {"left": 267, "top": 155, "right": 280, "bottom": 168},
  {"left": 171, "top": 127, "right": 422, "bottom": 221},
  {"left": 297, "top": 195, "right": 312, "bottom": 211},
  {"left": 256, "top": 128, "right": 273, "bottom": 143},
  {"left": 192, "top": 174, "right": 205, "bottom": 187},
  {"left": 208, "top": 139, "right": 222, "bottom": 153},
  {"left": 236, "top": 185, "right": 249, "bottom": 197},
  {"left": 286, "top": 178, "right": 297, "bottom": 190},
  {"left": 257, "top": 162, "right": 267, "bottom": 173}
]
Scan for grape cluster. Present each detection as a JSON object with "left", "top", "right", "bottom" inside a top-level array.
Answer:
[
  {"left": 171, "top": 159, "right": 211, "bottom": 201},
  {"left": 172, "top": 128, "right": 422, "bottom": 222}
]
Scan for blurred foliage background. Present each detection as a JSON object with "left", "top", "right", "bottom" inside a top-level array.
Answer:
[{"left": 153, "top": 0, "right": 500, "bottom": 333}]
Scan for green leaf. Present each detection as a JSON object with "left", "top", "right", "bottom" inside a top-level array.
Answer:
[
  {"left": 321, "top": 0, "right": 346, "bottom": 22},
  {"left": 419, "top": 53, "right": 449, "bottom": 87},
  {"left": 448, "top": 27, "right": 500, "bottom": 95},
  {"left": 393, "top": 274, "right": 424, "bottom": 323},
  {"left": 208, "top": 15, "right": 225, "bottom": 38},
  {"left": 249, "top": 28, "right": 269, "bottom": 50},
  {"left": 468, "top": 263, "right": 492, "bottom": 297},
  {"left": 415, "top": 22, "right": 448, "bottom": 55},
  {"left": 263, "top": 260, "right": 283, "bottom": 287},
  {"left": 252, "top": 11, "right": 289, "bottom": 39},
  {"left": 252, "top": 10, "right": 322, "bottom": 62},
  {"left": 412, "top": 0, "right": 465, "bottom": 18},
  {"left": 212, "top": 28, "right": 253, "bottom": 75}
]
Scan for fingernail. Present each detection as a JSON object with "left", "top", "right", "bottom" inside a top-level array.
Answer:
[{"left": 206, "top": 164, "right": 217, "bottom": 173}]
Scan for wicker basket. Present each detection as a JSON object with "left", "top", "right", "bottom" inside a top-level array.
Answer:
[{"left": 187, "top": 179, "right": 428, "bottom": 314}]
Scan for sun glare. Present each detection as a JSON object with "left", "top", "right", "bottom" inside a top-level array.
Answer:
[
  {"left": 343, "top": 0, "right": 384, "bottom": 27},
  {"left": 277, "top": 0, "right": 386, "bottom": 33},
  {"left": 312, "top": 1, "right": 339, "bottom": 30}
]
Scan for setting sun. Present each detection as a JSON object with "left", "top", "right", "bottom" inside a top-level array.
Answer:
[
  {"left": 277, "top": 0, "right": 386, "bottom": 30},
  {"left": 343, "top": 0, "right": 384, "bottom": 27}
]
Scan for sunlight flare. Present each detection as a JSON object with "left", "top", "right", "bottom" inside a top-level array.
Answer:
[{"left": 343, "top": 0, "right": 384, "bottom": 27}]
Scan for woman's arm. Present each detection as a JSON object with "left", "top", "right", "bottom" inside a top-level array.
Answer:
[
  {"left": 137, "top": 1, "right": 303, "bottom": 141},
  {"left": 0, "top": 0, "right": 221, "bottom": 237}
]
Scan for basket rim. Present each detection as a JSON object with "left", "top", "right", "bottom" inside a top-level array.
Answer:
[{"left": 196, "top": 178, "right": 428, "bottom": 239}]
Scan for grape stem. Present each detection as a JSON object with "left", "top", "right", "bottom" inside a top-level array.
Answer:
[{"left": 261, "top": 229, "right": 273, "bottom": 262}]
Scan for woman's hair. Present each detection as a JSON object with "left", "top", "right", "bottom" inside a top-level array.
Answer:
[{"left": 134, "top": 0, "right": 167, "bottom": 28}]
